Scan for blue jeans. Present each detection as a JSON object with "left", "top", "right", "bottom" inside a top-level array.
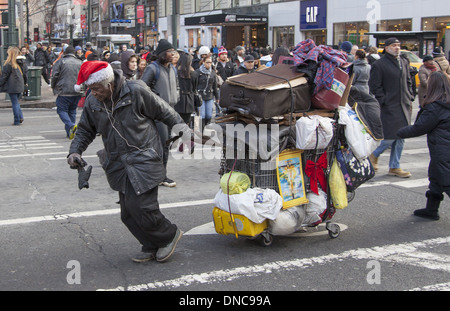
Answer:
[
  {"left": 372, "top": 139, "right": 405, "bottom": 169},
  {"left": 9, "top": 93, "right": 23, "bottom": 125},
  {"left": 199, "top": 99, "right": 214, "bottom": 120},
  {"left": 56, "top": 95, "right": 81, "bottom": 137}
]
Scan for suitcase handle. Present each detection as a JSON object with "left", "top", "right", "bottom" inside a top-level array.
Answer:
[
  {"left": 228, "top": 106, "right": 250, "bottom": 116},
  {"left": 230, "top": 94, "right": 253, "bottom": 106}
]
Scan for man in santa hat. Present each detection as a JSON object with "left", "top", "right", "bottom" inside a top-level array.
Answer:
[{"left": 68, "top": 61, "right": 189, "bottom": 263}]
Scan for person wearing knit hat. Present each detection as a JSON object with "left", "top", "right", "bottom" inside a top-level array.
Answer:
[
  {"left": 141, "top": 39, "right": 179, "bottom": 188},
  {"left": 155, "top": 39, "right": 174, "bottom": 56},
  {"left": 218, "top": 46, "right": 227, "bottom": 57},
  {"left": 67, "top": 59, "right": 194, "bottom": 263},
  {"left": 50, "top": 45, "right": 83, "bottom": 139},
  {"left": 340, "top": 41, "right": 355, "bottom": 62},
  {"left": 233, "top": 45, "right": 246, "bottom": 67},
  {"left": 216, "top": 46, "right": 235, "bottom": 82}
]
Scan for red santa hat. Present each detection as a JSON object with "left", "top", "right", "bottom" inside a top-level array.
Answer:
[
  {"left": 218, "top": 46, "right": 227, "bottom": 56},
  {"left": 74, "top": 61, "right": 114, "bottom": 92}
]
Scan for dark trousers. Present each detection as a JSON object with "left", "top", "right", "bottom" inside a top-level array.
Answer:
[
  {"left": 156, "top": 120, "right": 170, "bottom": 169},
  {"left": 119, "top": 178, "right": 177, "bottom": 252},
  {"left": 428, "top": 176, "right": 450, "bottom": 198}
]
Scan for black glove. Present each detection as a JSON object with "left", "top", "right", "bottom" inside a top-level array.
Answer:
[{"left": 68, "top": 153, "right": 87, "bottom": 169}]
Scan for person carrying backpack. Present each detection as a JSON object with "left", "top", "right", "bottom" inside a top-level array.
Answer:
[{"left": 141, "top": 39, "right": 179, "bottom": 187}]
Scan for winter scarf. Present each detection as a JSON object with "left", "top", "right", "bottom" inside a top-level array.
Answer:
[{"left": 293, "top": 39, "right": 348, "bottom": 95}]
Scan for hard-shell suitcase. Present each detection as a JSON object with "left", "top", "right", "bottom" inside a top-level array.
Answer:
[
  {"left": 212, "top": 207, "right": 268, "bottom": 237},
  {"left": 219, "top": 82, "right": 311, "bottom": 119}
]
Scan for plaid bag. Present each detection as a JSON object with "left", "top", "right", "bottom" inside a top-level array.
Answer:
[{"left": 335, "top": 147, "right": 375, "bottom": 192}]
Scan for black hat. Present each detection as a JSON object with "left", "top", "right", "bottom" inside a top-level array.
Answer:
[
  {"left": 423, "top": 55, "right": 433, "bottom": 62},
  {"left": 65, "top": 46, "right": 75, "bottom": 55},
  {"left": 432, "top": 47, "right": 443, "bottom": 56},
  {"left": 244, "top": 54, "right": 254, "bottom": 62},
  {"left": 385, "top": 37, "right": 400, "bottom": 47},
  {"left": 155, "top": 39, "right": 174, "bottom": 55}
]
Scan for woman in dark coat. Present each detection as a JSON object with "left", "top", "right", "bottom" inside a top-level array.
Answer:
[
  {"left": 175, "top": 52, "right": 199, "bottom": 125},
  {"left": 397, "top": 71, "right": 450, "bottom": 220},
  {"left": 0, "top": 46, "right": 28, "bottom": 125}
]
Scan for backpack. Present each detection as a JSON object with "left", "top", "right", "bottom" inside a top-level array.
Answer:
[{"left": 148, "top": 61, "right": 180, "bottom": 99}]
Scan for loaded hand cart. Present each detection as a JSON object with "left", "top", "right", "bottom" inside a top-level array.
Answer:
[{"left": 211, "top": 40, "right": 380, "bottom": 246}]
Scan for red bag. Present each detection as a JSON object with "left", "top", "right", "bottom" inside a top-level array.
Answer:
[
  {"left": 311, "top": 67, "right": 349, "bottom": 110},
  {"left": 78, "top": 96, "right": 86, "bottom": 108}
]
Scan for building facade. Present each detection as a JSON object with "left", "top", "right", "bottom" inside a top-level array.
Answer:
[
  {"left": 22, "top": 0, "right": 449, "bottom": 57},
  {"left": 158, "top": 0, "right": 449, "bottom": 56}
]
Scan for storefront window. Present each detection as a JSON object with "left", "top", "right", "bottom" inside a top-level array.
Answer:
[
  {"left": 422, "top": 16, "right": 450, "bottom": 48},
  {"left": 377, "top": 19, "right": 412, "bottom": 32},
  {"left": 333, "top": 21, "right": 369, "bottom": 47},
  {"left": 273, "top": 26, "right": 295, "bottom": 49}
]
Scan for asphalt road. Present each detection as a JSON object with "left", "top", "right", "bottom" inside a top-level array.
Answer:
[{"left": 0, "top": 107, "right": 449, "bottom": 296}]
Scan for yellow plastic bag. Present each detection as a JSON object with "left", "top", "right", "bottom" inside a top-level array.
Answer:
[
  {"left": 329, "top": 157, "right": 348, "bottom": 209},
  {"left": 220, "top": 172, "right": 251, "bottom": 195}
]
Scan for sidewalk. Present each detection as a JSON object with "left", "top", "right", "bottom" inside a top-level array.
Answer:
[{"left": 0, "top": 83, "right": 56, "bottom": 109}]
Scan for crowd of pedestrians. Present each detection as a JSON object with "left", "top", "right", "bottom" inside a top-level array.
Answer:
[{"left": 1, "top": 38, "right": 449, "bottom": 225}]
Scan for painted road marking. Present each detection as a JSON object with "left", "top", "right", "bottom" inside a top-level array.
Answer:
[
  {"left": 97, "top": 236, "right": 450, "bottom": 291},
  {"left": 0, "top": 199, "right": 214, "bottom": 227}
]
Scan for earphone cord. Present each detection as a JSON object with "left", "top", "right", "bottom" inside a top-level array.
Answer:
[{"left": 102, "top": 90, "right": 147, "bottom": 153}]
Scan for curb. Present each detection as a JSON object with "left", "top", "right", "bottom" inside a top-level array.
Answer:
[{"left": 0, "top": 101, "right": 56, "bottom": 109}]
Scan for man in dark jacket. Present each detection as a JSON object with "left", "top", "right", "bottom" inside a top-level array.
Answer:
[
  {"left": 51, "top": 46, "right": 83, "bottom": 139},
  {"left": 68, "top": 61, "right": 189, "bottom": 263},
  {"left": 233, "top": 54, "right": 256, "bottom": 75},
  {"left": 34, "top": 42, "right": 51, "bottom": 85},
  {"left": 216, "top": 46, "right": 235, "bottom": 82},
  {"left": 141, "top": 39, "right": 179, "bottom": 187},
  {"left": 368, "top": 37, "right": 414, "bottom": 178}
]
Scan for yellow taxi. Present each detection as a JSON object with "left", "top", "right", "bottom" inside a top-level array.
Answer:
[{"left": 400, "top": 50, "right": 422, "bottom": 86}]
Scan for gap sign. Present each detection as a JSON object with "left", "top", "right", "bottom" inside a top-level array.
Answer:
[{"left": 300, "top": 0, "right": 327, "bottom": 30}]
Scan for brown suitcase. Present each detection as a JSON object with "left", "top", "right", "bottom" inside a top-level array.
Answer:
[
  {"left": 220, "top": 83, "right": 311, "bottom": 119},
  {"left": 219, "top": 64, "right": 311, "bottom": 119}
]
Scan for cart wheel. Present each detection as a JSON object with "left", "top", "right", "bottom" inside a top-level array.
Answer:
[
  {"left": 326, "top": 222, "right": 340, "bottom": 239},
  {"left": 347, "top": 191, "right": 355, "bottom": 203},
  {"left": 258, "top": 232, "right": 273, "bottom": 247}
]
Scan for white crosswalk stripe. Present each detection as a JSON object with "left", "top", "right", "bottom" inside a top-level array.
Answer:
[{"left": 0, "top": 135, "right": 64, "bottom": 158}]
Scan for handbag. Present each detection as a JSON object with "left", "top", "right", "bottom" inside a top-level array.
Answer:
[
  {"left": 335, "top": 147, "right": 375, "bottom": 192},
  {"left": 194, "top": 92, "right": 203, "bottom": 107}
]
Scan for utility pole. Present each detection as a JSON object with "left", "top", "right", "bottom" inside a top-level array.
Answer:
[
  {"left": 87, "top": 0, "right": 91, "bottom": 43},
  {"left": 172, "top": 0, "right": 177, "bottom": 48},
  {"left": 7, "top": 0, "right": 18, "bottom": 47}
]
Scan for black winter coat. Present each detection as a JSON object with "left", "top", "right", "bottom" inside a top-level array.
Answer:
[
  {"left": 175, "top": 70, "right": 198, "bottom": 114},
  {"left": 69, "top": 71, "right": 188, "bottom": 195},
  {"left": 369, "top": 53, "right": 414, "bottom": 139},
  {"left": 34, "top": 48, "right": 50, "bottom": 67},
  {"left": 0, "top": 57, "right": 28, "bottom": 94},
  {"left": 397, "top": 101, "right": 450, "bottom": 188},
  {"left": 196, "top": 68, "right": 219, "bottom": 101},
  {"left": 216, "top": 61, "right": 235, "bottom": 82}
]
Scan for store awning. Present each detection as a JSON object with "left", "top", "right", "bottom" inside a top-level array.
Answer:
[
  {"left": 184, "top": 14, "right": 268, "bottom": 26},
  {"left": 366, "top": 31, "right": 440, "bottom": 40}
]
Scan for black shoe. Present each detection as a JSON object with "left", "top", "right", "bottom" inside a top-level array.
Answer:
[{"left": 160, "top": 177, "right": 176, "bottom": 187}]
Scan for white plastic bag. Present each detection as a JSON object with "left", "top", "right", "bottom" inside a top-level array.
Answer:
[
  {"left": 304, "top": 189, "right": 327, "bottom": 226},
  {"left": 295, "top": 115, "right": 334, "bottom": 150},
  {"left": 338, "top": 105, "right": 379, "bottom": 160},
  {"left": 268, "top": 206, "right": 306, "bottom": 236},
  {"left": 213, "top": 188, "right": 283, "bottom": 224}
]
